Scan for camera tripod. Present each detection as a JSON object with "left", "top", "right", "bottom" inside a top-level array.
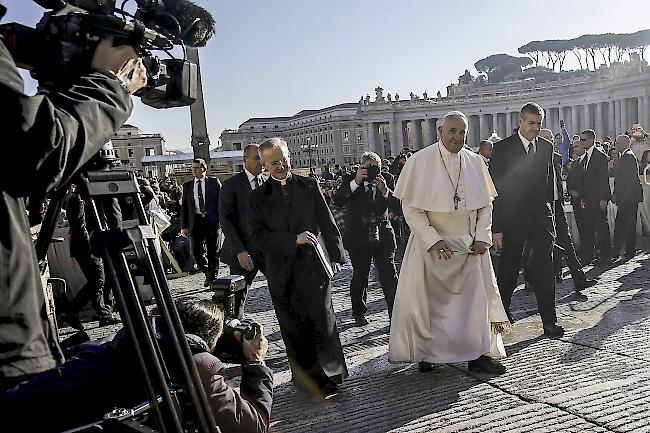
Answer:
[{"left": 36, "top": 168, "right": 220, "bottom": 433}]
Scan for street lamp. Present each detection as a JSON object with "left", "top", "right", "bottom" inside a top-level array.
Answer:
[{"left": 300, "top": 137, "right": 318, "bottom": 175}]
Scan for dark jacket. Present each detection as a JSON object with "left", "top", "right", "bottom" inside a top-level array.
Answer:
[
  {"left": 581, "top": 146, "right": 611, "bottom": 205},
  {"left": 0, "top": 319, "right": 274, "bottom": 433},
  {"left": 489, "top": 133, "right": 555, "bottom": 239},
  {"left": 333, "top": 174, "right": 396, "bottom": 254},
  {"left": 248, "top": 175, "right": 344, "bottom": 296},
  {"left": 181, "top": 176, "right": 222, "bottom": 231},
  {"left": 219, "top": 171, "right": 257, "bottom": 266},
  {"left": 0, "top": 33, "right": 132, "bottom": 379},
  {"left": 614, "top": 149, "right": 643, "bottom": 205}
]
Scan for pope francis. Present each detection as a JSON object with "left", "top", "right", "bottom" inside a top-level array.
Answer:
[{"left": 388, "top": 111, "right": 510, "bottom": 375}]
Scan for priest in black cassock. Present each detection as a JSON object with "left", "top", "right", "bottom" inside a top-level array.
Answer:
[{"left": 248, "top": 138, "right": 347, "bottom": 397}]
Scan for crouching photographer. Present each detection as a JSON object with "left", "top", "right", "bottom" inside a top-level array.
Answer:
[
  {"left": 0, "top": 298, "right": 273, "bottom": 433},
  {"left": 0, "top": 3, "right": 147, "bottom": 390}
]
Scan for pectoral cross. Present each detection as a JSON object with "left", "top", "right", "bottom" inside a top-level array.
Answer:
[{"left": 453, "top": 193, "right": 460, "bottom": 210}]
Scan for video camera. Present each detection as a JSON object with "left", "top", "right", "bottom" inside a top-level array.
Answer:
[{"left": 0, "top": 0, "right": 216, "bottom": 108}]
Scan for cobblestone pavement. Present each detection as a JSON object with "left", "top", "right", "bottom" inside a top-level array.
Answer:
[{"left": 73, "top": 239, "right": 650, "bottom": 433}]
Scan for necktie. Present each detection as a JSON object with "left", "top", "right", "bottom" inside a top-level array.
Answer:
[
  {"left": 582, "top": 154, "right": 589, "bottom": 170},
  {"left": 527, "top": 141, "right": 535, "bottom": 158},
  {"left": 253, "top": 176, "right": 261, "bottom": 189},
  {"left": 366, "top": 184, "right": 374, "bottom": 202},
  {"left": 197, "top": 179, "right": 205, "bottom": 214}
]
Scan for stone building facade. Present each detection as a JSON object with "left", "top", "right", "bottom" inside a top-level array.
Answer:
[
  {"left": 220, "top": 61, "right": 650, "bottom": 167},
  {"left": 111, "top": 124, "right": 168, "bottom": 171}
]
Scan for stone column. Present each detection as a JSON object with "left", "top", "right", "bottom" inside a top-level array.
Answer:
[
  {"left": 412, "top": 119, "right": 424, "bottom": 150},
  {"left": 401, "top": 120, "right": 409, "bottom": 152},
  {"left": 644, "top": 96, "right": 650, "bottom": 130},
  {"left": 571, "top": 106, "right": 579, "bottom": 136},
  {"left": 479, "top": 114, "right": 488, "bottom": 141},
  {"left": 621, "top": 98, "right": 628, "bottom": 134},
  {"left": 615, "top": 100, "right": 622, "bottom": 135},
  {"left": 607, "top": 101, "right": 615, "bottom": 138},
  {"left": 430, "top": 118, "right": 438, "bottom": 144},
  {"left": 367, "top": 122, "right": 378, "bottom": 155},
  {"left": 596, "top": 102, "right": 604, "bottom": 139},
  {"left": 388, "top": 119, "right": 401, "bottom": 157},
  {"left": 638, "top": 97, "right": 644, "bottom": 125},
  {"left": 583, "top": 103, "right": 591, "bottom": 131},
  {"left": 506, "top": 111, "right": 513, "bottom": 137}
]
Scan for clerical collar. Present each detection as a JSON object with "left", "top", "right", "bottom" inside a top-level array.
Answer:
[{"left": 271, "top": 172, "right": 292, "bottom": 186}]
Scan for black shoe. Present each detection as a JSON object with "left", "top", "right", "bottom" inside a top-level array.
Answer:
[
  {"left": 468, "top": 356, "right": 506, "bottom": 375},
  {"left": 575, "top": 277, "right": 598, "bottom": 291},
  {"left": 543, "top": 324, "right": 565, "bottom": 339},
  {"left": 418, "top": 361, "right": 433, "bottom": 373},
  {"left": 98, "top": 314, "right": 121, "bottom": 327},
  {"left": 624, "top": 251, "right": 636, "bottom": 260},
  {"left": 61, "top": 312, "right": 84, "bottom": 331},
  {"left": 320, "top": 382, "right": 339, "bottom": 398},
  {"left": 353, "top": 316, "right": 369, "bottom": 327}
]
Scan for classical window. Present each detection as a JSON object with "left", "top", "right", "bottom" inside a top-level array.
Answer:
[
  {"left": 342, "top": 131, "right": 349, "bottom": 142},
  {"left": 356, "top": 131, "right": 363, "bottom": 142},
  {"left": 342, "top": 146, "right": 350, "bottom": 153},
  {"left": 146, "top": 148, "right": 155, "bottom": 156},
  {"left": 128, "top": 148, "right": 134, "bottom": 158}
]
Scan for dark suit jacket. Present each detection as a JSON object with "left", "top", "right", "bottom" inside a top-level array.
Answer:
[
  {"left": 248, "top": 175, "right": 345, "bottom": 296},
  {"left": 181, "top": 176, "right": 222, "bottom": 231},
  {"left": 219, "top": 171, "right": 257, "bottom": 266},
  {"left": 489, "top": 133, "right": 555, "bottom": 239},
  {"left": 614, "top": 149, "right": 643, "bottom": 205},
  {"left": 332, "top": 174, "right": 396, "bottom": 254},
  {"left": 581, "top": 147, "right": 611, "bottom": 206},
  {"left": 553, "top": 152, "right": 564, "bottom": 202}
]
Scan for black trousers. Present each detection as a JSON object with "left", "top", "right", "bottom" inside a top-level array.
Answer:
[
  {"left": 189, "top": 215, "right": 220, "bottom": 279},
  {"left": 580, "top": 202, "right": 611, "bottom": 261},
  {"left": 498, "top": 225, "right": 557, "bottom": 327},
  {"left": 68, "top": 255, "right": 112, "bottom": 318},
  {"left": 613, "top": 202, "right": 638, "bottom": 256},
  {"left": 228, "top": 250, "right": 265, "bottom": 320},
  {"left": 348, "top": 242, "right": 397, "bottom": 320},
  {"left": 553, "top": 202, "right": 586, "bottom": 287}
]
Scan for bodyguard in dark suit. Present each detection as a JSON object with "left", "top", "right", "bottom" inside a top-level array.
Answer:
[
  {"left": 613, "top": 135, "right": 643, "bottom": 259},
  {"left": 249, "top": 138, "right": 347, "bottom": 397},
  {"left": 577, "top": 130, "right": 611, "bottom": 264},
  {"left": 490, "top": 103, "right": 564, "bottom": 338},
  {"left": 181, "top": 158, "right": 222, "bottom": 287},
  {"left": 333, "top": 152, "right": 397, "bottom": 326},
  {"left": 539, "top": 129, "right": 596, "bottom": 293},
  {"left": 219, "top": 144, "right": 266, "bottom": 319}
]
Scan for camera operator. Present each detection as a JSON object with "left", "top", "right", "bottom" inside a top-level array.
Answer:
[
  {"left": 0, "top": 2, "right": 147, "bottom": 391},
  {"left": 0, "top": 298, "right": 273, "bottom": 433}
]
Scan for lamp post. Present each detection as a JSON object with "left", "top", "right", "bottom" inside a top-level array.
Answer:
[{"left": 301, "top": 137, "right": 317, "bottom": 176}]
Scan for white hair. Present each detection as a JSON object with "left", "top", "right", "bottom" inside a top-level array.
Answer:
[
  {"left": 441, "top": 111, "right": 468, "bottom": 125},
  {"left": 258, "top": 137, "right": 289, "bottom": 158}
]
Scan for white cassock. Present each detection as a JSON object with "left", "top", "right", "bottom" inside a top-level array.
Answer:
[{"left": 388, "top": 142, "right": 510, "bottom": 364}]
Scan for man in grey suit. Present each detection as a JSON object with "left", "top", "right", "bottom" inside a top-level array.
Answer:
[
  {"left": 219, "top": 144, "right": 266, "bottom": 318},
  {"left": 181, "top": 158, "right": 222, "bottom": 287}
]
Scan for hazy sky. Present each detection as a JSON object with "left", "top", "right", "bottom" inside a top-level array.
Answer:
[{"left": 5, "top": 0, "right": 650, "bottom": 150}]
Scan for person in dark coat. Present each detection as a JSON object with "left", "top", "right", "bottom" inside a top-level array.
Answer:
[
  {"left": 612, "top": 134, "right": 643, "bottom": 259},
  {"left": 489, "top": 103, "right": 564, "bottom": 338},
  {"left": 249, "top": 138, "right": 347, "bottom": 397},
  {"left": 0, "top": 299, "right": 273, "bottom": 433},
  {"left": 181, "top": 158, "right": 223, "bottom": 287},
  {"left": 0, "top": 22, "right": 146, "bottom": 391},
  {"left": 576, "top": 129, "right": 612, "bottom": 264},
  {"left": 333, "top": 151, "right": 397, "bottom": 326},
  {"left": 219, "top": 144, "right": 266, "bottom": 319}
]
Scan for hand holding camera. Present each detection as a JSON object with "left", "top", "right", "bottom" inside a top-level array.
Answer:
[{"left": 91, "top": 38, "right": 148, "bottom": 94}]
